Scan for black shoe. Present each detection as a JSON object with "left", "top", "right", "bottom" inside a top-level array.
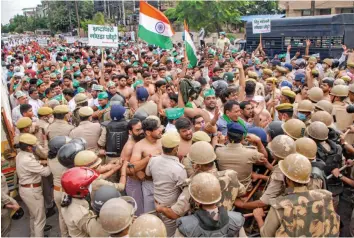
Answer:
[
  {"left": 44, "top": 224, "right": 52, "bottom": 232},
  {"left": 46, "top": 207, "right": 56, "bottom": 218}
]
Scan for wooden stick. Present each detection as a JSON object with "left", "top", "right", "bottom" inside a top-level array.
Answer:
[
  {"left": 244, "top": 210, "right": 268, "bottom": 218},
  {"left": 326, "top": 165, "right": 348, "bottom": 179},
  {"left": 342, "top": 129, "right": 351, "bottom": 138},
  {"left": 245, "top": 160, "right": 276, "bottom": 203}
]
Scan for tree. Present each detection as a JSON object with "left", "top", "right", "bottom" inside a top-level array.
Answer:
[
  {"left": 81, "top": 12, "right": 105, "bottom": 33},
  {"left": 165, "top": 1, "right": 248, "bottom": 32}
]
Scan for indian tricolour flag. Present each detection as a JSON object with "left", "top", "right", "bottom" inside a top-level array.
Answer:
[
  {"left": 138, "top": 1, "right": 174, "bottom": 49},
  {"left": 184, "top": 20, "right": 198, "bottom": 67}
]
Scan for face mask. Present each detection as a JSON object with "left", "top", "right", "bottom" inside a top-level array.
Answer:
[
  {"left": 32, "top": 145, "right": 37, "bottom": 152},
  {"left": 48, "top": 116, "right": 54, "bottom": 124},
  {"left": 297, "top": 112, "right": 307, "bottom": 121}
]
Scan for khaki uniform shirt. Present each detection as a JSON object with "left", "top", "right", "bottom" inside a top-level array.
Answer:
[
  {"left": 47, "top": 157, "right": 67, "bottom": 188},
  {"left": 61, "top": 198, "right": 100, "bottom": 237},
  {"left": 47, "top": 119, "right": 74, "bottom": 140},
  {"left": 35, "top": 119, "right": 50, "bottom": 146},
  {"left": 69, "top": 121, "right": 102, "bottom": 151},
  {"left": 146, "top": 154, "right": 187, "bottom": 206},
  {"left": 260, "top": 165, "right": 285, "bottom": 205},
  {"left": 16, "top": 151, "right": 51, "bottom": 185},
  {"left": 86, "top": 216, "right": 109, "bottom": 237},
  {"left": 171, "top": 170, "right": 246, "bottom": 216},
  {"left": 216, "top": 143, "right": 263, "bottom": 190},
  {"left": 260, "top": 165, "right": 324, "bottom": 205},
  {"left": 135, "top": 101, "right": 158, "bottom": 116},
  {"left": 1, "top": 173, "right": 17, "bottom": 207},
  {"left": 91, "top": 176, "right": 125, "bottom": 200}
]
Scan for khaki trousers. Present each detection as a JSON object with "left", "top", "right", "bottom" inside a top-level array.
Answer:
[
  {"left": 54, "top": 189, "right": 69, "bottom": 237},
  {"left": 19, "top": 186, "right": 46, "bottom": 237},
  {"left": 1, "top": 208, "right": 11, "bottom": 237}
]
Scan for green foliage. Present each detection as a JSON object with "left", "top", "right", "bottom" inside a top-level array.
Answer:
[
  {"left": 48, "top": 0, "right": 94, "bottom": 32},
  {"left": 165, "top": 0, "right": 281, "bottom": 33},
  {"left": 81, "top": 12, "right": 105, "bottom": 32},
  {"left": 2, "top": 14, "right": 49, "bottom": 33},
  {"left": 165, "top": 1, "right": 247, "bottom": 32}
]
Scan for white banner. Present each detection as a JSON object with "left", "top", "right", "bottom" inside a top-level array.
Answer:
[
  {"left": 88, "top": 25, "right": 118, "bottom": 47},
  {"left": 252, "top": 18, "right": 271, "bottom": 34},
  {"left": 65, "top": 36, "right": 76, "bottom": 44},
  {"left": 38, "top": 38, "right": 48, "bottom": 46}
]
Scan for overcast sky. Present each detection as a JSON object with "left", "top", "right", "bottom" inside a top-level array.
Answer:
[{"left": 1, "top": 0, "right": 41, "bottom": 24}]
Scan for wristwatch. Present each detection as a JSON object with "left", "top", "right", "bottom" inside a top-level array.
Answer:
[{"left": 338, "top": 173, "right": 343, "bottom": 179}]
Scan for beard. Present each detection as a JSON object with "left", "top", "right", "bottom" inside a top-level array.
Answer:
[{"left": 132, "top": 133, "right": 145, "bottom": 142}]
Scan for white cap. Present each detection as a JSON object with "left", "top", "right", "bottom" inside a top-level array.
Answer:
[{"left": 27, "top": 63, "right": 32, "bottom": 68}]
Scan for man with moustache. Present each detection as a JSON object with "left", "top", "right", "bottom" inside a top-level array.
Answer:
[{"left": 130, "top": 116, "right": 164, "bottom": 214}]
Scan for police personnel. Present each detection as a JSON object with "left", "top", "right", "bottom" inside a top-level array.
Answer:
[
  {"left": 1, "top": 173, "right": 21, "bottom": 237},
  {"left": 69, "top": 106, "right": 102, "bottom": 151},
  {"left": 253, "top": 153, "right": 340, "bottom": 237},
  {"left": 216, "top": 122, "right": 269, "bottom": 191},
  {"left": 72, "top": 93, "right": 88, "bottom": 127},
  {"left": 74, "top": 150, "right": 126, "bottom": 199},
  {"left": 89, "top": 185, "right": 122, "bottom": 237},
  {"left": 175, "top": 173, "right": 246, "bottom": 237},
  {"left": 235, "top": 134, "right": 296, "bottom": 210},
  {"left": 146, "top": 131, "right": 187, "bottom": 236},
  {"left": 60, "top": 167, "right": 100, "bottom": 237},
  {"left": 16, "top": 133, "right": 51, "bottom": 237},
  {"left": 157, "top": 141, "right": 246, "bottom": 221},
  {"left": 47, "top": 136, "right": 72, "bottom": 237},
  {"left": 99, "top": 197, "right": 136, "bottom": 237},
  {"left": 129, "top": 214, "right": 167, "bottom": 237},
  {"left": 47, "top": 105, "right": 74, "bottom": 140}
]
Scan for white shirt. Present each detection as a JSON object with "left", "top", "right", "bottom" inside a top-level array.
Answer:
[
  {"left": 68, "top": 98, "right": 76, "bottom": 112},
  {"left": 28, "top": 97, "right": 44, "bottom": 117},
  {"left": 165, "top": 123, "right": 177, "bottom": 133}
]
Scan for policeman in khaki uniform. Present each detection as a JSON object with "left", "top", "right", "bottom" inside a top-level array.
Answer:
[
  {"left": 99, "top": 197, "right": 137, "bottom": 237},
  {"left": 275, "top": 103, "right": 293, "bottom": 122},
  {"left": 175, "top": 173, "right": 246, "bottom": 237},
  {"left": 69, "top": 106, "right": 102, "bottom": 151},
  {"left": 145, "top": 131, "right": 187, "bottom": 237},
  {"left": 247, "top": 71, "right": 265, "bottom": 97},
  {"left": 235, "top": 135, "right": 296, "bottom": 210},
  {"left": 74, "top": 150, "right": 126, "bottom": 199},
  {"left": 88, "top": 185, "right": 122, "bottom": 237},
  {"left": 36, "top": 107, "right": 55, "bottom": 214},
  {"left": 47, "top": 105, "right": 74, "bottom": 140},
  {"left": 344, "top": 83, "right": 354, "bottom": 105},
  {"left": 216, "top": 123, "right": 265, "bottom": 191},
  {"left": 296, "top": 99, "right": 314, "bottom": 126},
  {"left": 156, "top": 141, "right": 246, "bottom": 221},
  {"left": 16, "top": 133, "right": 51, "bottom": 237},
  {"left": 72, "top": 93, "right": 88, "bottom": 127},
  {"left": 253, "top": 153, "right": 340, "bottom": 237},
  {"left": 128, "top": 214, "right": 167, "bottom": 237},
  {"left": 14, "top": 117, "right": 49, "bottom": 159},
  {"left": 2, "top": 173, "right": 21, "bottom": 237},
  {"left": 47, "top": 136, "right": 72, "bottom": 237},
  {"left": 60, "top": 167, "right": 101, "bottom": 237},
  {"left": 281, "top": 118, "right": 306, "bottom": 140}
]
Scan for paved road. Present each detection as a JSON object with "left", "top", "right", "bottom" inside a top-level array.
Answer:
[{"left": 9, "top": 196, "right": 60, "bottom": 237}]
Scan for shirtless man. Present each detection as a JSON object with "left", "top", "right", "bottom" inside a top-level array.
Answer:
[
  {"left": 151, "top": 80, "right": 171, "bottom": 109},
  {"left": 117, "top": 75, "right": 133, "bottom": 100},
  {"left": 175, "top": 118, "right": 193, "bottom": 159},
  {"left": 130, "top": 117, "right": 163, "bottom": 213},
  {"left": 151, "top": 67, "right": 160, "bottom": 84},
  {"left": 120, "top": 118, "right": 146, "bottom": 215},
  {"left": 142, "top": 72, "right": 155, "bottom": 96}
]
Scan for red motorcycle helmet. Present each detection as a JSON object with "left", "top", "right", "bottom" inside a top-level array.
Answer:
[{"left": 61, "top": 167, "right": 99, "bottom": 198}]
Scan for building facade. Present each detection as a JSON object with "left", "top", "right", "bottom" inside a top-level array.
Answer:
[{"left": 279, "top": 1, "right": 354, "bottom": 17}]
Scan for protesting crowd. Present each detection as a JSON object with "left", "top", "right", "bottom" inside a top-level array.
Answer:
[{"left": 2, "top": 17, "right": 354, "bottom": 237}]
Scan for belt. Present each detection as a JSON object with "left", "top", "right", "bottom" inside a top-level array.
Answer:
[
  {"left": 53, "top": 185, "right": 62, "bottom": 192},
  {"left": 20, "top": 182, "right": 41, "bottom": 188}
]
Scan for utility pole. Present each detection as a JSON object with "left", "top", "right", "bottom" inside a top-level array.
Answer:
[
  {"left": 311, "top": 0, "right": 315, "bottom": 16},
  {"left": 122, "top": 0, "right": 126, "bottom": 25},
  {"left": 75, "top": 1, "right": 80, "bottom": 37},
  {"left": 103, "top": 0, "right": 107, "bottom": 17}
]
